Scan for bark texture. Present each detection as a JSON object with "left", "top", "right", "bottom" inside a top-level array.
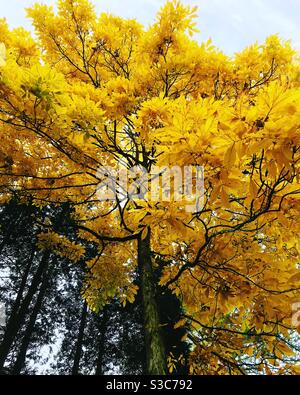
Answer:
[{"left": 138, "top": 231, "right": 166, "bottom": 375}]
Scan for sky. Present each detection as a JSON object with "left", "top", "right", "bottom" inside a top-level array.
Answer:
[{"left": 0, "top": 0, "right": 299, "bottom": 55}]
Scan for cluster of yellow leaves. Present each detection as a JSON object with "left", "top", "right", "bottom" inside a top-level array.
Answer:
[
  {"left": 234, "top": 35, "right": 295, "bottom": 83},
  {"left": 37, "top": 231, "right": 85, "bottom": 262},
  {"left": 99, "top": 77, "right": 138, "bottom": 119},
  {"left": 167, "top": 352, "right": 185, "bottom": 374},
  {"left": 82, "top": 242, "right": 138, "bottom": 311},
  {"left": 0, "top": 19, "right": 39, "bottom": 66}
]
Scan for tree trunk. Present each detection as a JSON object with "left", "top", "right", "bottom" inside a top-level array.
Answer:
[
  {"left": 94, "top": 307, "right": 108, "bottom": 375},
  {"left": 71, "top": 301, "right": 87, "bottom": 375},
  {"left": 138, "top": 231, "right": 166, "bottom": 375},
  {"left": 0, "top": 211, "right": 24, "bottom": 255},
  {"left": 12, "top": 261, "right": 52, "bottom": 374},
  {"left": 5, "top": 248, "right": 35, "bottom": 330},
  {"left": 0, "top": 250, "right": 50, "bottom": 369}
]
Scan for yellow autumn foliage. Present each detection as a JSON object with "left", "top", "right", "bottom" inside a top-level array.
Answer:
[{"left": 0, "top": 0, "right": 300, "bottom": 375}]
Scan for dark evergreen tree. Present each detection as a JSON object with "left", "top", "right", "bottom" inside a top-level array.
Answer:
[{"left": 0, "top": 199, "right": 189, "bottom": 375}]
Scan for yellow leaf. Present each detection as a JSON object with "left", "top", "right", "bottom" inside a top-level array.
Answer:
[
  {"left": 289, "top": 272, "right": 300, "bottom": 283},
  {"left": 268, "top": 160, "right": 277, "bottom": 179},
  {"left": 282, "top": 145, "right": 293, "bottom": 161},
  {"left": 292, "top": 365, "right": 300, "bottom": 374},
  {"left": 220, "top": 187, "right": 230, "bottom": 207},
  {"left": 276, "top": 342, "right": 295, "bottom": 357},
  {"left": 219, "top": 122, "right": 230, "bottom": 131},
  {"left": 174, "top": 318, "right": 187, "bottom": 329},
  {"left": 181, "top": 333, "right": 188, "bottom": 341},
  {"left": 249, "top": 178, "right": 258, "bottom": 200},
  {"left": 224, "top": 143, "right": 236, "bottom": 168},
  {"left": 141, "top": 226, "right": 149, "bottom": 240}
]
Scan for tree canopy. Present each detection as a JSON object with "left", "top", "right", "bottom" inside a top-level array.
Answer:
[{"left": 0, "top": 0, "right": 300, "bottom": 375}]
